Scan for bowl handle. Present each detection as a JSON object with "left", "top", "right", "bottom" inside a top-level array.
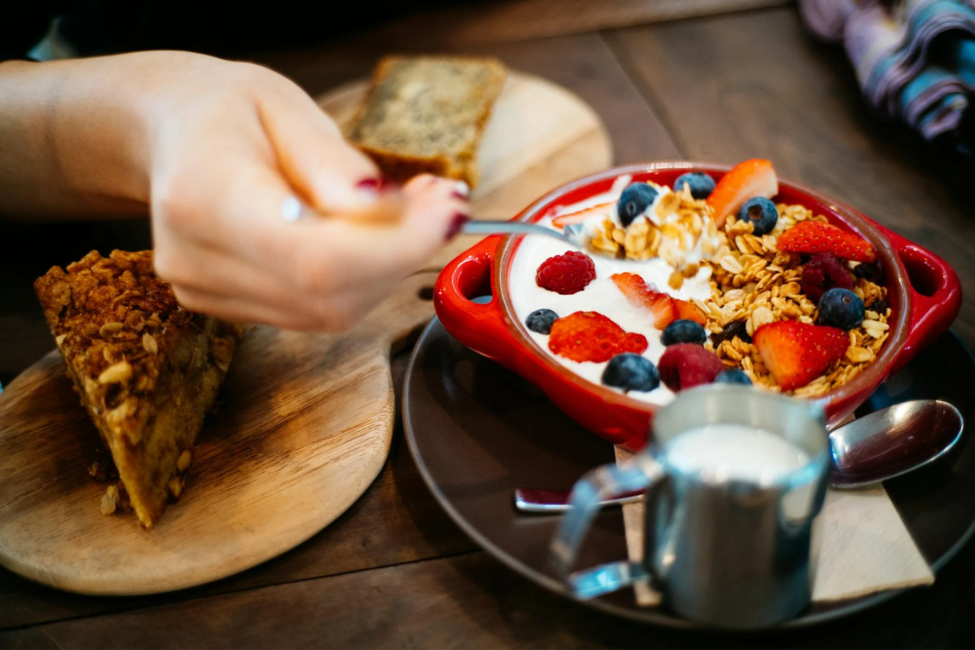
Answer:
[
  {"left": 434, "top": 235, "right": 520, "bottom": 361},
  {"left": 868, "top": 219, "right": 962, "bottom": 374}
]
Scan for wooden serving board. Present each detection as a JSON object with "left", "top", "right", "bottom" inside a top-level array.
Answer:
[
  {"left": 0, "top": 71, "right": 612, "bottom": 596},
  {"left": 317, "top": 70, "right": 614, "bottom": 267},
  {"left": 0, "top": 273, "right": 438, "bottom": 596}
]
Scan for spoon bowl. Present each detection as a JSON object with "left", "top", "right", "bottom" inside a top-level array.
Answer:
[{"left": 830, "top": 399, "right": 964, "bottom": 488}]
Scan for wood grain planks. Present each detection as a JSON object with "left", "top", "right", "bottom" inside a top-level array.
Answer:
[
  {"left": 4, "top": 545, "right": 975, "bottom": 649},
  {"left": 343, "top": 0, "right": 794, "bottom": 50}
]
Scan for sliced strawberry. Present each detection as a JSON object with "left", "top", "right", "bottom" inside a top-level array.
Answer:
[
  {"left": 706, "top": 159, "right": 778, "bottom": 227},
  {"left": 548, "top": 311, "right": 648, "bottom": 363},
  {"left": 551, "top": 203, "right": 614, "bottom": 229},
  {"left": 610, "top": 272, "right": 704, "bottom": 330},
  {"left": 675, "top": 300, "right": 708, "bottom": 326},
  {"left": 776, "top": 221, "right": 876, "bottom": 263},
  {"left": 752, "top": 321, "right": 849, "bottom": 391}
]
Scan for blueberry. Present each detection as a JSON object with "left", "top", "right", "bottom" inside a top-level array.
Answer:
[
  {"left": 853, "top": 261, "right": 885, "bottom": 284},
  {"left": 673, "top": 172, "right": 716, "bottom": 200},
  {"left": 738, "top": 197, "right": 779, "bottom": 236},
  {"left": 867, "top": 298, "right": 888, "bottom": 314},
  {"left": 526, "top": 309, "right": 559, "bottom": 334},
  {"left": 715, "top": 369, "right": 753, "bottom": 386},
  {"left": 617, "top": 183, "right": 659, "bottom": 228},
  {"left": 818, "top": 288, "right": 865, "bottom": 330},
  {"left": 602, "top": 353, "right": 660, "bottom": 393},
  {"left": 661, "top": 319, "right": 707, "bottom": 346}
]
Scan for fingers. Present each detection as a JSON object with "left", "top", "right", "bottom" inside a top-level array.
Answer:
[
  {"left": 275, "top": 174, "right": 469, "bottom": 294},
  {"left": 155, "top": 236, "right": 395, "bottom": 330},
  {"left": 166, "top": 265, "right": 394, "bottom": 331},
  {"left": 154, "top": 159, "right": 466, "bottom": 329},
  {"left": 163, "top": 156, "right": 466, "bottom": 292},
  {"left": 148, "top": 64, "right": 473, "bottom": 332},
  {"left": 257, "top": 81, "right": 381, "bottom": 214}
]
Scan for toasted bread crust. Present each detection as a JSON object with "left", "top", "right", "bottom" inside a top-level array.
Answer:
[{"left": 347, "top": 55, "right": 507, "bottom": 187}]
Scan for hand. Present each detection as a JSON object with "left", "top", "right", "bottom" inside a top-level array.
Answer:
[
  {"left": 0, "top": 52, "right": 468, "bottom": 331},
  {"left": 142, "top": 54, "right": 467, "bottom": 330}
]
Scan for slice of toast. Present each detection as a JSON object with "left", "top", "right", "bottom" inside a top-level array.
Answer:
[
  {"left": 34, "top": 251, "right": 243, "bottom": 529},
  {"left": 347, "top": 55, "right": 508, "bottom": 188}
]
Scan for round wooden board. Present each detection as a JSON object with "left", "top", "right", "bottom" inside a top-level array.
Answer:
[
  {"left": 0, "top": 273, "right": 438, "bottom": 596},
  {"left": 316, "top": 70, "right": 614, "bottom": 267}
]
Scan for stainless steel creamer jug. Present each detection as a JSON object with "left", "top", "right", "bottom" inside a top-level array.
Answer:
[{"left": 549, "top": 385, "right": 831, "bottom": 629}]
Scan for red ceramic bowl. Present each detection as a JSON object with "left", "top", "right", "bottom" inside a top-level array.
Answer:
[{"left": 434, "top": 163, "right": 962, "bottom": 451}]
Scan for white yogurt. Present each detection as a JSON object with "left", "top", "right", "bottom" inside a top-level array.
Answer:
[
  {"left": 507, "top": 178, "right": 716, "bottom": 405},
  {"left": 664, "top": 424, "right": 810, "bottom": 484}
]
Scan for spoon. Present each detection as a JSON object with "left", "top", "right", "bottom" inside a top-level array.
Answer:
[
  {"left": 461, "top": 221, "right": 596, "bottom": 254},
  {"left": 514, "top": 399, "right": 963, "bottom": 513},
  {"left": 291, "top": 191, "right": 597, "bottom": 254}
]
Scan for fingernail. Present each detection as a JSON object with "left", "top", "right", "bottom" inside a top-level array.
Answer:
[
  {"left": 452, "top": 181, "right": 470, "bottom": 201},
  {"left": 445, "top": 212, "right": 470, "bottom": 241},
  {"left": 355, "top": 178, "right": 381, "bottom": 203},
  {"left": 357, "top": 177, "right": 400, "bottom": 203}
]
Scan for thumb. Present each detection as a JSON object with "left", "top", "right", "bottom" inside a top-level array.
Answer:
[{"left": 258, "top": 84, "right": 382, "bottom": 214}]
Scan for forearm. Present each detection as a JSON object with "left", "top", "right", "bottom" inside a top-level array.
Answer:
[{"left": 0, "top": 53, "right": 196, "bottom": 221}]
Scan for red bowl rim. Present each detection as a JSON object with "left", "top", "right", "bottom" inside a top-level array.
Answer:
[{"left": 491, "top": 161, "right": 912, "bottom": 415}]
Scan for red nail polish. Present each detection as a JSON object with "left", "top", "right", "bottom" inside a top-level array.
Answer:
[
  {"left": 445, "top": 213, "right": 470, "bottom": 241},
  {"left": 357, "top": 177, "right": 398, "bottom": 193}
]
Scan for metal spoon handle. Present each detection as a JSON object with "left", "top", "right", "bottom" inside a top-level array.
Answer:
[
  {"left": 461, "top": 220, "right": 574, "bottom": 244},
  {"left": 514, "top": 488, "right": 643, "bottom": 513}
]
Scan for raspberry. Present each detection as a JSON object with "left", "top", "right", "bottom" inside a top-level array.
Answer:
[
  {"left": 536, "top": 251, "right": 596, "bottom": 295},
  {"left": 800, "top": 253, "right": 853, "bottom": 302},
  {"left": 548, "top": 311, "right": 647, "bottom": 363},
  {"left": 658, "top": 344, "right": 725, "bottom": 392}
]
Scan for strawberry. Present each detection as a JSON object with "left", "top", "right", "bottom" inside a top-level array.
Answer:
[
  {"left": 610, "top": 272, "right": 705, "bottom": 329},
  {"left": 706, "top": 159, "right": 778, "bottom": 227},
  {"left": 675, "top": 300, "right": 708, "bottom": 326},
  {"left": 551, "top": 203, "right": 613, "bottom": 229},
  {"left": 776, "top": 221, "right": 876, "bottom": 263},
  {"left": 548, "top": 311, "right": 648, "bottom": 363},
  {"left": 752, "top": 321, "right": 850, "bottom": 391}
]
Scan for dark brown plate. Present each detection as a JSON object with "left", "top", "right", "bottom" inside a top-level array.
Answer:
[{"left": 403, "top": 317, "right": 975, "bottom": 628}]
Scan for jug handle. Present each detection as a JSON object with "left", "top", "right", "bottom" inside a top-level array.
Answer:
[{"left": 549, "top": 455, "right": 664, "bottom": 599}]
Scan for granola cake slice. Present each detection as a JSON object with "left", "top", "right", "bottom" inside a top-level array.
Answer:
[
  {"left": 346, "top": 55, "right": 507, "bottom": 187},
  {"left": 34, "top": 250, "right": 242, "bottom": 529}
]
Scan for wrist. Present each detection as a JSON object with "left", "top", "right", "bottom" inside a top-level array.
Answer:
[{"left": 0, "top": 53, "right": 196, "bottom": 219}]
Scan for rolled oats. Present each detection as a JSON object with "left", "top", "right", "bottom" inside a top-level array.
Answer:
[{"left": 702, "top": 203, "right": 889, "bottom": 395}]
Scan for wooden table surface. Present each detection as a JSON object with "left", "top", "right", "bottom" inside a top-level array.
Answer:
[{"left": 3, "top": 4, "right": 975, "bottom": 647}]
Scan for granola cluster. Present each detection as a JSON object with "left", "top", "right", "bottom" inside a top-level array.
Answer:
[
  {"left": 590, "top": 185, "right": 721, "bottom": 290},
  {"left": 696, "top": 205, "right": 890, "bottom": 397},
  {"left": 34, "top": 250, "right": 191, "bottom": 387},
  {"left": 34, "top": 250, "right": 239, "bottom": 442}
]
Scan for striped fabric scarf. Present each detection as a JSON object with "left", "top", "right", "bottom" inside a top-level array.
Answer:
[{"left": 800, "top": 0, "right": 975, "bottom": 150}]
